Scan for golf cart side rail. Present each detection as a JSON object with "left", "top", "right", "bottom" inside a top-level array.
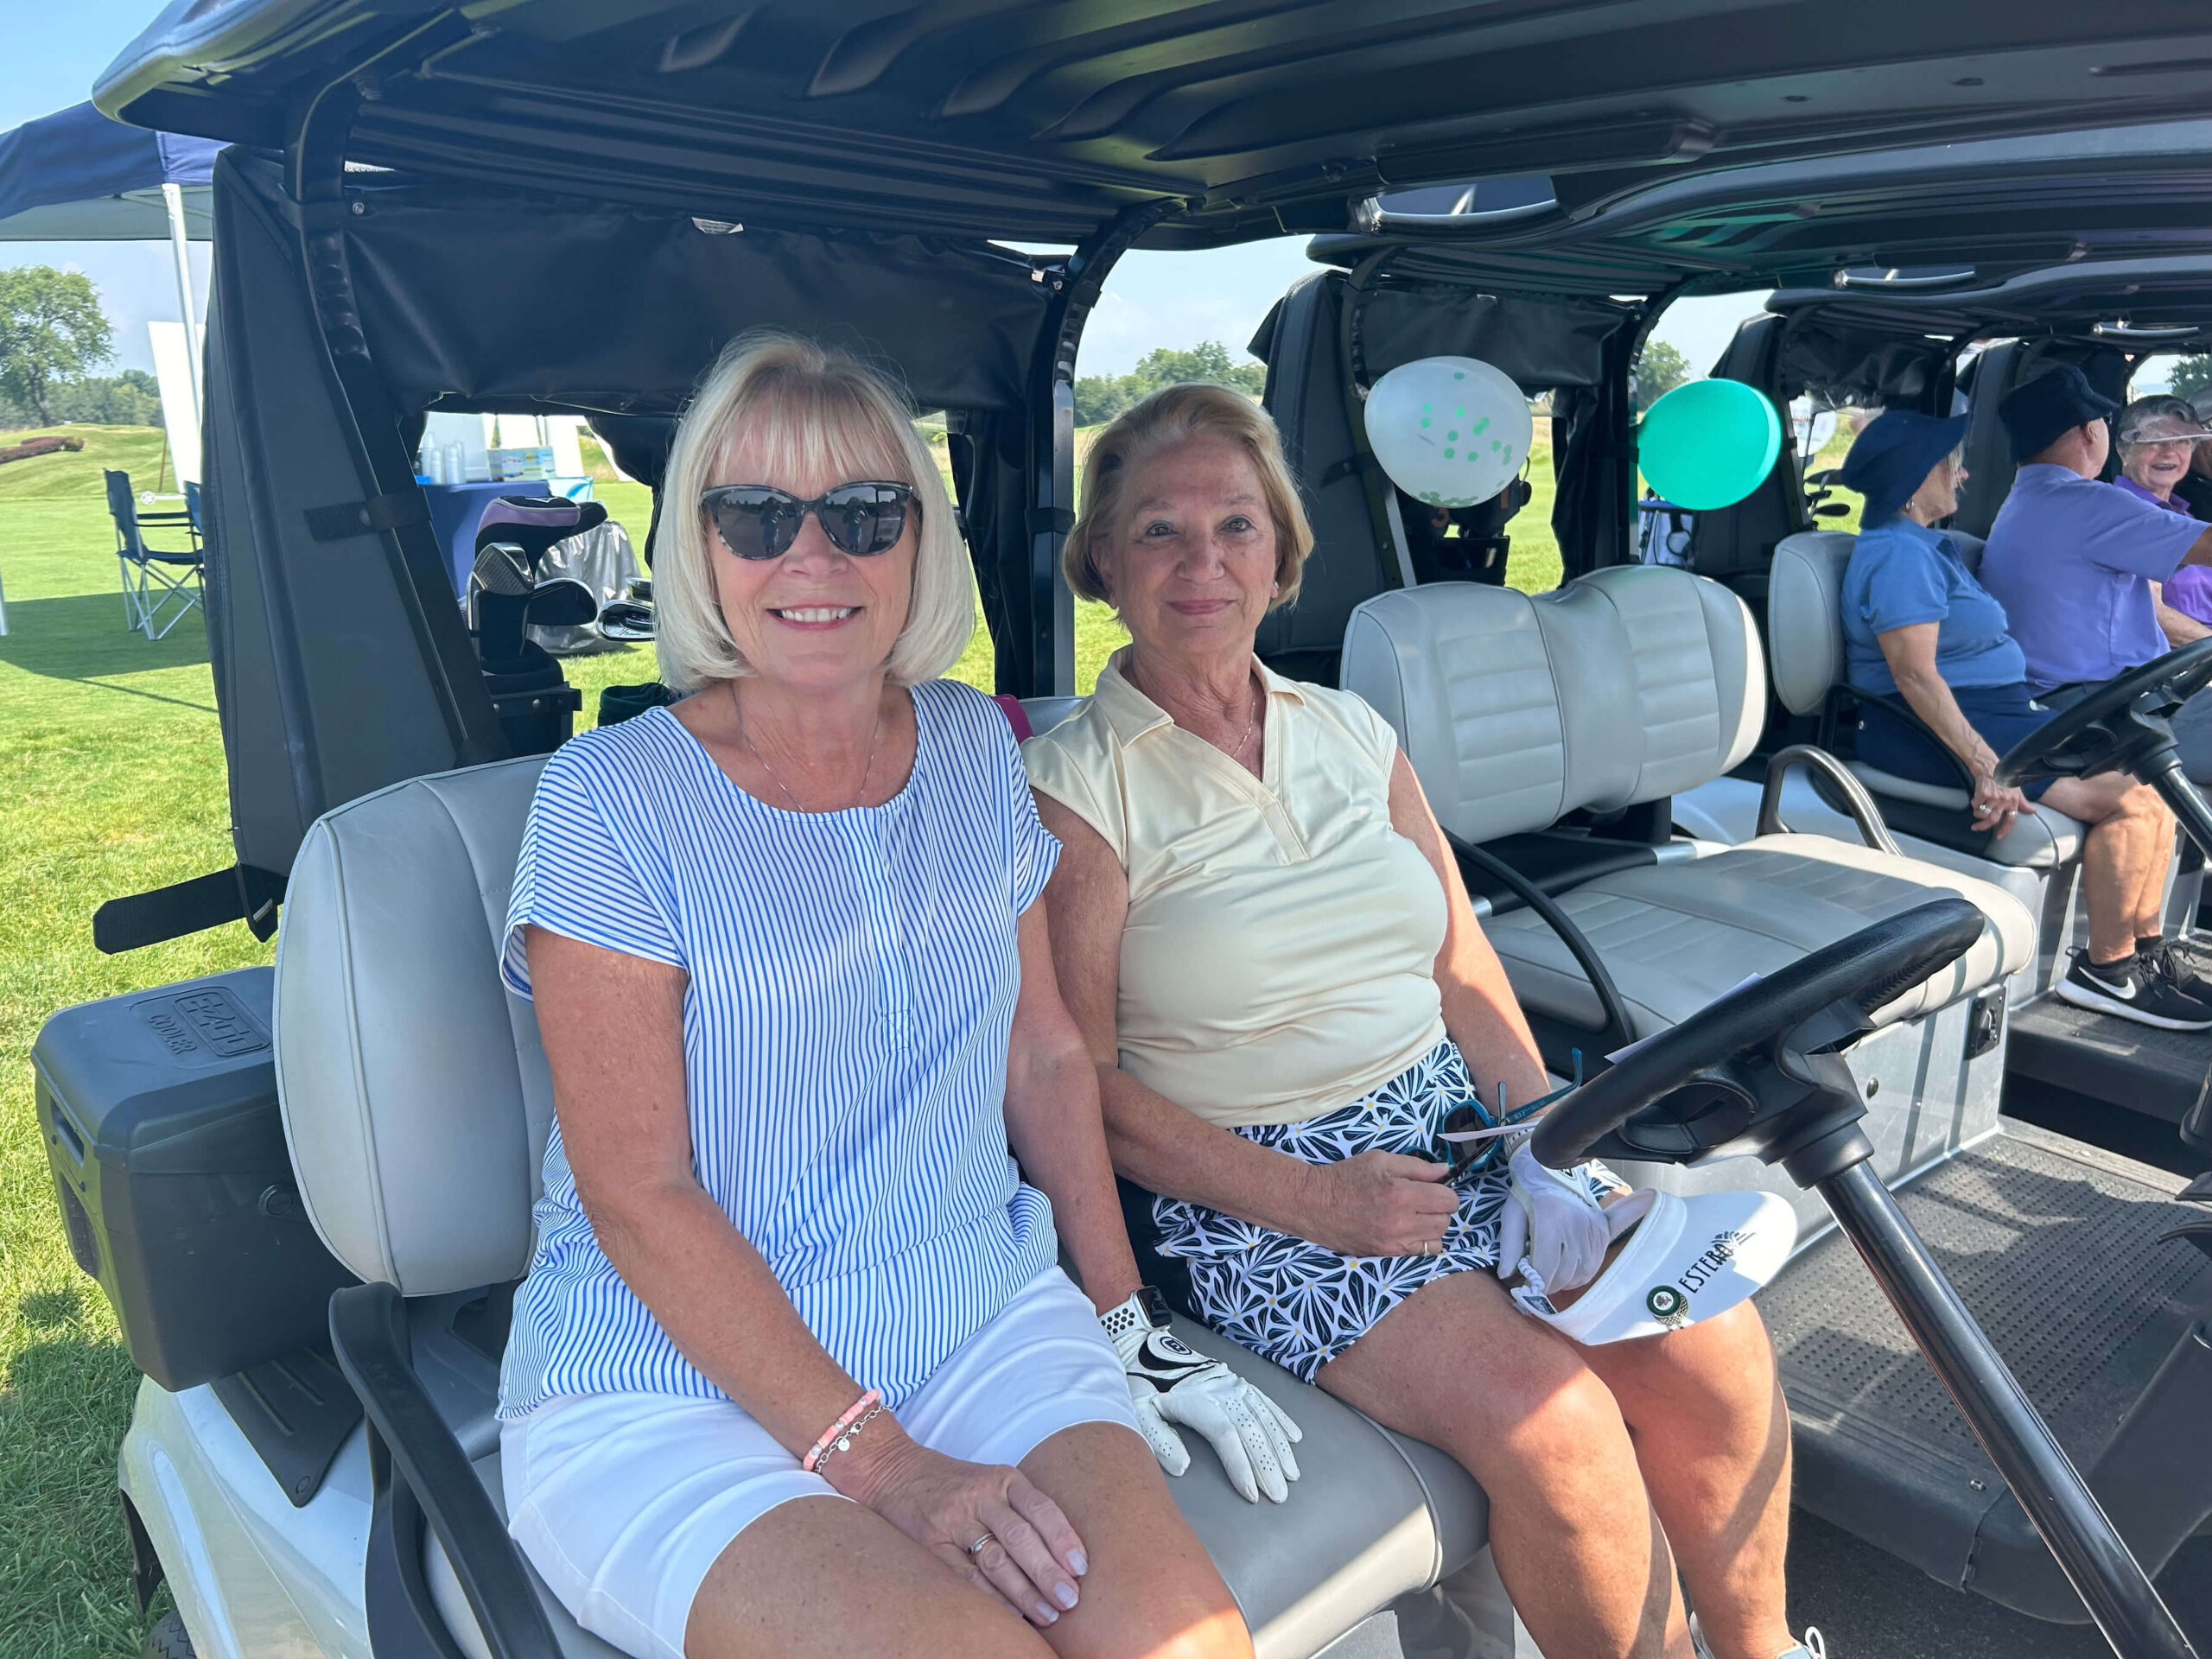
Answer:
[{"left": 328, "top": 1281, "right": 560, "bottom": 1659}]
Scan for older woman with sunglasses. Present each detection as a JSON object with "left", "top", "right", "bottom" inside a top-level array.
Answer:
[
  {"left": 2112, "top": 394, "right": 2212, "bottom": 790},
  {"left": 498, "top": 334, "right": 1293, "bottom": 1659},
  {"left": 1028, "top": 384, "right": 1809, "bottom": 1659}
]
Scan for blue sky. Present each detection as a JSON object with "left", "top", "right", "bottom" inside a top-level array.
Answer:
[
  {"left": 4, "top": 3, "right": 1763, "bottom": 382},
  {"left": 2, "top": 2, "right": 211, "bottom": 375}
]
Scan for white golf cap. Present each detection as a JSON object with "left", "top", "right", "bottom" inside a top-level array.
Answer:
[{"left": 1512, "top": 1187, "right": 1799, "bottom": 1344}]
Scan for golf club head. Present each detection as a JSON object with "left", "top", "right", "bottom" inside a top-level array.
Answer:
[
  {"left": 598, "top": 599, "right": 656, "bottom": 641},
  {"left": 472, "top": 541, "right": 534, "bottom": 598},
  {"left": 524, "top": 578, "right": 599, "bottom": 627},
  {"left": 626, "top": 576, "right": 653, "bottom": 603}
]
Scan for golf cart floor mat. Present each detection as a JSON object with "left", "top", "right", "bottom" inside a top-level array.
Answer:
[
  {"left": 2006, "top": 996, "right": 2212, "bottom": 1123},
  {"left": 1765, "top": 1122, "right": 2212, "bottom": 1609}
]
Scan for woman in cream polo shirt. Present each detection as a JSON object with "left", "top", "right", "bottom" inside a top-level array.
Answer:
[{"left": 1027, "top": 385, "right": 1811, "bottom": 1659}]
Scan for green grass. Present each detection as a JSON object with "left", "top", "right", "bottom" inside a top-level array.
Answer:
[{"left": 0, "top": 427, "right": 272, "bottom": 1659}]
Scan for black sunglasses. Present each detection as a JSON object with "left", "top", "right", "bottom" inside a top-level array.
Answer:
[
  {"left": 1431, "top": 1052, "right": 1585, "bottom": 1185},
  {"left": 700, "top": 482, "right": 917, "bottom": 561}
]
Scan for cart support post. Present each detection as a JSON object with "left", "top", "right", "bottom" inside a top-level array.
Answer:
[{"left": 1816, "top": 1159, "right": 2196, "bottom": 1659}]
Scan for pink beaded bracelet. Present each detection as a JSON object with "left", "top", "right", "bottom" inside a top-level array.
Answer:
[{"left": 802, "top": 1388, "right": 883, "bottom": 1473}]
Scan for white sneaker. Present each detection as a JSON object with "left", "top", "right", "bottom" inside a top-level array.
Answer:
[{"left": 1690, "top": 1614, "right": 1826, "bottom": 1659}]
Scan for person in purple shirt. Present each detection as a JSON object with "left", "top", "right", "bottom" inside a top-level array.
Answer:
[
  {"left": 1837, "top": 409, "right": 2208, "bottom": 1029},
  {"left": 2113, "top": 395, "right": 2212, "bottom": 650},
  {"left": 2110, "top": 395, "right": 2212, "bottom": 791},
  {"left": 1979, "top": 366, "right": 2212, "bottom": 692}
]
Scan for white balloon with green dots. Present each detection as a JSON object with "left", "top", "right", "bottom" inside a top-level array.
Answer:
[{"left": 1363, "top": 356, "right": 1532, "bottom": 509}]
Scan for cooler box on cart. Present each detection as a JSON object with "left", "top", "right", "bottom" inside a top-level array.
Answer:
[{"left": 33, "top": 966, "right": 353, "bottom": 1393}]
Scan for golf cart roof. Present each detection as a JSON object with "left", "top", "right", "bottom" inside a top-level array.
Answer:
[
  {"left": 94, "top": 0, "right": 2212, "bottom": 250},
  {"left": 1764, "top": 255, "right": 2212, "bottom": 353},
  {"left": 1306, "top": 120, "right": 2212, "bottom": 299}
]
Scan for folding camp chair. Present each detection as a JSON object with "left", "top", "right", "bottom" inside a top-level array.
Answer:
[{"left": 106, "top": 469, "right": 204, "bottom": 640}]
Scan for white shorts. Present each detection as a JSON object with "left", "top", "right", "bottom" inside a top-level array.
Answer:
[{"left": 501, "top": 1268, "right": 1142, "bottom": 1659}]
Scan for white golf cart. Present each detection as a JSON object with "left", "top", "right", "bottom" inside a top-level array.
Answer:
[{"left": 33, "top": 6, "right": 2212, "bottom": 1658}]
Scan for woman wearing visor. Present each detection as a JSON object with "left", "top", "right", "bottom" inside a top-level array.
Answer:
[
  {"left": 498, "top": 334, "right": 1295, "bottom": 1659},
  {"left": 1838, "top": 410, "right": 2203, "bottom": 1029}
]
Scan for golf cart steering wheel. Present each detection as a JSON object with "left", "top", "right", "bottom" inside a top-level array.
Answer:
[
  {"left": 1529, "top": 898, "right": 1986, "bottom": 1169},
  {"left": 1991, "top": 637, "right": 2212, "bottom": 788}
]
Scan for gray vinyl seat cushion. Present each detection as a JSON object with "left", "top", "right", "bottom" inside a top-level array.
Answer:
[
  {"left": 1768, "top": 531, "right": 2085, "bottom": 870},
  {"left": 1485, "top": 832, "right": 2031, "bottom": 1036},
  {"left": 1341, "top": 569, "right": 2033, "bottom": 1036},
  {"left": 276, "top": 756, "right": 1485, "bottom": 1659}
]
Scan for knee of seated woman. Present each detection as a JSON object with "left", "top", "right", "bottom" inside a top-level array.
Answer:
[
  {"left": 1092, "top": 1601, "right": 1254, "bottom": 1659},
  {"left": 1483, "top": 1355, "right": 1630, "bottom": 1464}
]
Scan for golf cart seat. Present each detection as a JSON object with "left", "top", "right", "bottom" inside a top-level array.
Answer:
[
  {"left": 272, "top": 758, "right": 1497, "bottom": 1659},
  {"left": 1767, "top": 531, "right": 2088, "bottom": 868},
  {"left": 1339, "top": 566, "right": 2035, "bottom": 1041}
]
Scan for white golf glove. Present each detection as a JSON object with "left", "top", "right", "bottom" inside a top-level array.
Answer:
[
  {"left": 1102, "top": 1289, "right": 1302, "bottom": 1504},
  {"left": 1496, "top": 1141, "right": 1624, "bottom": 1296}
]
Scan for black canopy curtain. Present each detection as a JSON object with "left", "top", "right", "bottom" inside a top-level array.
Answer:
[{"left": 111, "top": 149, "right": 1053, "bottom": 948}]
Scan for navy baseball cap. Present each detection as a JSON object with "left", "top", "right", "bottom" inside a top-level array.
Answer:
[
  {"left": 1998, "top": 365, "right": 2120, "bottom": 464},
  {"left": 1837, "top": 410, "right": 1969, "bottom": 523}
]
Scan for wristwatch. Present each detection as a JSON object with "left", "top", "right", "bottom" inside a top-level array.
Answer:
[{"left": 1100, "top": 1285, "right": 1173, "bottom": 1344}]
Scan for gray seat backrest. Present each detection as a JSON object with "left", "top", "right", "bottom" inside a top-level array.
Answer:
[
  {"left": 1341, "top": 566, "right": 1764, "bottom": 844},
  {"left": 275, "top": 758, "right": 552, "bottom": 1292},
  {"left": 1767, "top": 530, "right": 1857, "bottom": 716},
  {"left": 1769, "top": 527, "right": 1986, "bottom": 715}
]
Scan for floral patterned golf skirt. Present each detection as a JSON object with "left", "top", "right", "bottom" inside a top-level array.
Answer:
[{"left": 1146, "top": 1038, "right": 1618, "bottom": 1382}]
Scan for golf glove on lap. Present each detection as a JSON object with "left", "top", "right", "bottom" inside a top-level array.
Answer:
[
  {"left": 1496, "top": 1141, "right": 1638, "bottom": 1296},
  {"left": 1103, "top": 1291, "right": 1302, "bottom": 1503}
]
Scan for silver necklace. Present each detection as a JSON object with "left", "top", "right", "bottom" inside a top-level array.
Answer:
[
  {"left": 730, "top": 680, "right": 884, "bottom": 811},
  {"left": 1132, "top": 658, "right": 1262, "bottom": 767},
  {"left": 1227, "top": 683, "right": 1261, "bottom": 766}
]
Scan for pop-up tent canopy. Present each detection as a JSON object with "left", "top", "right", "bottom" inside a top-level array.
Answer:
[
  {"left": 0, "top": 101, "right": 221, "bottom": 442},
  {"left": 0, "top": 100, "right": 217, "bottom": 240}
]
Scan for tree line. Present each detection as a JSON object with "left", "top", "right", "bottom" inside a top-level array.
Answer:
[
  {"left": 1076, "top": 341, "right": 1266, "bottom": 427},
  {"left": 0, "top": 265, "right": 163, "bottom": 430}
]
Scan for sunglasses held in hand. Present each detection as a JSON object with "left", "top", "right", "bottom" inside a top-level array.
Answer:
[
  {"left": 700, "top": 481, "right": 918, "bottom": 561},
  {"left": 1433, "top": 1052, "right": 1586, "bottom": 1184}
]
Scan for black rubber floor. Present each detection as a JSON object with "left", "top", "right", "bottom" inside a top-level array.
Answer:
[
  {"left": 1784, "top": 1509, "right": 2212, "bottom": 1659},
  {"left": 1765, "top": 1122, "right": 2212, "bottom": 1607},
  {"left": 2008, "top": 998, "right": 2212, "bottom": 1125}
]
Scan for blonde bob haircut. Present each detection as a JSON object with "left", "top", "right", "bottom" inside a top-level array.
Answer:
[
  {"left": 1067, "top": 383, "right": 1314, "bottom": 611},
  {"left": 654, "top": 331, "right": 972, "bottom": 693}
]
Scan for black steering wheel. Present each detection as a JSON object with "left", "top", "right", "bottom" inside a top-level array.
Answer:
[
  {"left": 1991, "top": 637, "right": 2212, "bottom": 788},
  {"left": 1529, "top": 899, "right": 1986, "bottom": 1169}
]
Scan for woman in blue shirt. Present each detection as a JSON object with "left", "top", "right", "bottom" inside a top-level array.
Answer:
[
  {"left": 499, "top": 334, "right": 1294, "bottom": 1659},
  {"left": 1839, "top": 410, "right": 2206, "bottom": 1029}
]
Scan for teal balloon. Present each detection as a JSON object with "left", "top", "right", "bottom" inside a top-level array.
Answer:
[{"left": 1637, "top": 379, "right": 1781, "bottom": 511}]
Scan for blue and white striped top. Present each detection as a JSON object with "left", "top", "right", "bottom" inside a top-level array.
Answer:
[{"left": 497, "top": 679, "right": 1062, "bottom": 1419}]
